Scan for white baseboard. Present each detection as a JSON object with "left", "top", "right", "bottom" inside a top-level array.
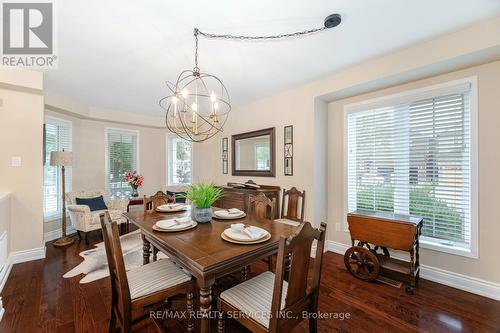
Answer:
[
  {"left": 44, "top": 226, "right": 76, "bottom": 242},
  {"left": 9, "top": 246, "right": 46, "bottom": 265},
  {"left": 325, "top": 240, "right": 500, "bottom": 301},
  {"left": 0, "top": 261, "right": 12, "bottom": 295}
]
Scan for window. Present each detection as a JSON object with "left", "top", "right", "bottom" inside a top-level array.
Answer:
[
  {"left": 105, "top": 128, "right": 139, "bottom": 199},
  {"left": 346, "top": 78, "right": 477, "bottom": 257},
  {"left": 44, "top": 117, "right": 72, "bottom": 219},
  {"left": 255, "top": 143, "right": 270, "bottom": 170},
  {"left": 167, "top": 135, "right": 192, "bottom": 185}
]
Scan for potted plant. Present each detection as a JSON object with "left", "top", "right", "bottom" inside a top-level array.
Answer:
[
  {"left": 124, "top": 171, "right": 144, "bottom": 197},
  {"left": 185, "top": 182, "right": 223, "bottom": 223}
]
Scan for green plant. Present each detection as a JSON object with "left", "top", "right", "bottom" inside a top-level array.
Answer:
[{"left": 184, "top": 182, "right": 223, "bottom": 208}]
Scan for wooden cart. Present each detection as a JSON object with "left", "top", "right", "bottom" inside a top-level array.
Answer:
[{"left": 345, "top": 210, "right": 423, "bottom": 294}]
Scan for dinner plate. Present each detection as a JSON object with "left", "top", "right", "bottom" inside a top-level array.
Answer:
[
  {"left": 155, "top": 204, "right": 187, "bottom": 213},
  {"left": 223, "top": 226, "right": 269, "bottom": 242},
  {"left": 152, "top": 221, "right": 197, "bottom": 232},
  {"left": 213, "top": 210, "right": 246, "bottom": 220},
  {"left": 221, "top": 232, "right": 271, "bottom": 244}
]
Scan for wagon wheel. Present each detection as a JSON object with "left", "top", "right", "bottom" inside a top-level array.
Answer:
[{"left": 344, "top": 246, "right": 380, "bottom": 281}]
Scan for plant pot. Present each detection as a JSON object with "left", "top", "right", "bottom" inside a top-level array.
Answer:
[{"left": 192, "top": 206, "right": 212, "bottom": 223}]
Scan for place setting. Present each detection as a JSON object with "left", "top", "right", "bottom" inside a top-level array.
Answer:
[
  {"left": 213, "top": 208, "right": 246, "bottom": 220},
  {"left": 155, "top": 202, "right": 188, "bottom": 213},
  {"left": 221, "top": 223, "right": 271, "bottom": 244},
  {"left": 152, "top": 216, "right": 197, "bottom": 232}
]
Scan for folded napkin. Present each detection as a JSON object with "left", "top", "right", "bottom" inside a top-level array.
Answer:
[
  {"left": 158, "top": 203, "right": 183, "bottom": 210},
  {"left": 230, "top": 223, "right": 267, "bottom": 240},
  {"left": 227, "top": 208, "right": 243, "bottom": 215},
  {"left": 157, "top": 216, "right": 192, "bottom": 229}
]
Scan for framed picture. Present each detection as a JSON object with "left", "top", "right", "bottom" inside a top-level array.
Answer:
[
  {"left": 222, "top": 137, "right": 229, "bottom": 174},
  {"left": 284, "top": 126, "right": 293, "bottom": 176},
  {"left": 284, "top": 125, "right": 293, "bottom": 144}
]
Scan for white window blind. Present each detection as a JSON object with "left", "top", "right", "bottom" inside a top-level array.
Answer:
[
  {"left": 167, "top": 136, "right": 192, "bottom": 185},
  {"left": 347, "top": 82, "right": 474, "bottom": 252},
  {"left": 106, "top": 129, "right": 138, "bottom": 199},
  {"left": 44, "top": 117, "right": 72, "bottom": 219}
]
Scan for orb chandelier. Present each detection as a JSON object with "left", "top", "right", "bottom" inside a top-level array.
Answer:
[{"left": 160, "top": 14, "right": 342, "bottom": 143}]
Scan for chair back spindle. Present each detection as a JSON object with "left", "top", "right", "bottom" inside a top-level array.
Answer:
[{"left": 281, "top": 187, "right": 306, "bottom": 222}]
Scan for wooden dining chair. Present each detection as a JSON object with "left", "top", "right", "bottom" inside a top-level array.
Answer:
[
  {"left": 247, "top": 193, "right": 276, "bottom": 272},
  {"left": 217, "top": 221, "right": 327, "bottom": 333},
  {"left": 143, "top": 190, "right": 176, "bottom": 212},
  {"left": 100, "top": 211, "right": 194, "bottom": 332},
  {"left": 280, "top": 187, "right": 306, "bottom": 224}
]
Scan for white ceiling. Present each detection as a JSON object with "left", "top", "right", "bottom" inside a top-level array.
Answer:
[{"left": 45, "top": 0, "right": 500, "bottom": 115}]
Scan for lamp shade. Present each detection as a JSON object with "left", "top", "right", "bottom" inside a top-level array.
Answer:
[{"left": 50, "top": 151, "right": 73, "bottom": 166}]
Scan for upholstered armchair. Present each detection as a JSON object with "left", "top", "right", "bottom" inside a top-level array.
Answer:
[{"left": 65, "top": 190, "right": 129, "bottom": 243}]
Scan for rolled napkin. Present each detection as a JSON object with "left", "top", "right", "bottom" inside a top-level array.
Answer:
[
  {"left": 230, "top": 223, "right": 267, "bottom": 240},
  {"left": 156, "top": 216, "right": 192, "bottom": 229}
]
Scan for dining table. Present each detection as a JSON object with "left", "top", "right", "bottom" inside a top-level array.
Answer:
[{"left": 123, "top": 207, "right": 298, "bottom": 333}]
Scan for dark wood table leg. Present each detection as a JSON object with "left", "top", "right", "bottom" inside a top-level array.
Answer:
[
  {"left": 141, "top": 234, "right": 150, "bottom": 265},
  {"left": 198, "top": 278, "right": 215, "bottom": 333}
]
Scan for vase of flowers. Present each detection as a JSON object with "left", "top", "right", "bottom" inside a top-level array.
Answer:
[
  {"left": 124, "top": 171, "right": 144, "bottom": 197},
  {"left": 184, "top": 182, "right": 223, "bottom": 223}
]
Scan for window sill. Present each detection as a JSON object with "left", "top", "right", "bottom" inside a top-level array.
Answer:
[{"left": 420, "top": 237, "right": 478, "bottom": 259}]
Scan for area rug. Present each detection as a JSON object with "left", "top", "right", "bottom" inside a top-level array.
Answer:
[{"left": 63, "top": 229, "right": 167, "bottom": 284}]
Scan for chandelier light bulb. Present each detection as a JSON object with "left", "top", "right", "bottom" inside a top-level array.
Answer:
[
  {"left": 191, "top": 102, "right": 198, "bottom": 111},
  {"left": 213, "top": 102, "right": 219, "bottom": 110},
  {"left": 172, "top": 96, "right": 178, "bottom": 104},
  {"left": 181, "top": 89, "right": 188, "bottom": 99},
  {"left": 210, "top": 92, "right": 216, "bottom": 102}
]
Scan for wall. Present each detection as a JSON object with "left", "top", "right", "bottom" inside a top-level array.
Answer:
[
  {"left": 0, "top": 70, "right": 45, "bottom": 253},
  {"left": 327, "top": 61, "right": 500, "bottom": 284}
]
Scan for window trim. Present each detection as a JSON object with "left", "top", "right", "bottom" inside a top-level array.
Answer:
[
  {"left": 104, "top": 127, "right": 140, "bottom": 196},
  {"left": 166, "top": 134, "right": 193, "bottom": 186},
  {"left": 44, "top": 115, "right": 73, "bottom": 221},
  {"left": 343, "top": 76, "right": 478, "bottom": 258}
]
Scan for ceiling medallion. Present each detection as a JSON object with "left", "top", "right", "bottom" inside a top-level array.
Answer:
[{"left": 160, "top": 14, "right": 342, "bottom": 143}]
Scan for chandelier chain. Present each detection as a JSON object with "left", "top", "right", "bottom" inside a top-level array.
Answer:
[{"left": 196, "top": 26, "right": 327, "bottom": 41}]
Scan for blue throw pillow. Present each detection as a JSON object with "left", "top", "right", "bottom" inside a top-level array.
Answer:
[
  {"left": 167, "top": 191, "right": 187, "bottom": 203},
  {"left": 75, "top": 195, "right": 108, "bottom": 211}
]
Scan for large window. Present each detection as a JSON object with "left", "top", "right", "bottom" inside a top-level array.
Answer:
[
  {"left": 44, "top": 117, "right": 72, "bottom": 219},
  {"left": 346, "top": 78, "right": 477, "bottom": 257},
  {"left": 167, "top": 135, "right": 192, "bottom": 185},
  {"left": 106, "top": 128, "right": 139, "bottom": 199}
]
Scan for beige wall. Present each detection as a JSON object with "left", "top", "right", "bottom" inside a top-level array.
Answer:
[
  {"left": 0, "top": 71, "right": 44, "bottom": 252},
  {"left": 327, "top": 61, "right": 500, "bottom": 284},
  {"left": 0, "top": 193, "right": 10, "bottom": 242}
]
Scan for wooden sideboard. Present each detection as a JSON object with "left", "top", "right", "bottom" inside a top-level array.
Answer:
[{"left": 214, "top": 184, "right": 281, "bottom": 219}]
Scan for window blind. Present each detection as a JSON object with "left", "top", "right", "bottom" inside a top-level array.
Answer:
[
  {"left": 44, "top": 118, "right": 72, "bottom": 218},
  {"left": 347, "top": 89, "right": 472, "bottom": 249},
  {"left": 167, "top": 136, "right": 192, "bottom": 185},
  {"left": 106, "top": 129, "right": 138, "bottom": 198}
]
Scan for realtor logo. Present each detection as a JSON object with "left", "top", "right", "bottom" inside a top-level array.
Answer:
[{"left": 1, "top": 0, "right": 57, "bottom": 68}]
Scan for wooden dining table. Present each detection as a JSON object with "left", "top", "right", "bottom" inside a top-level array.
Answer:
[{"left": 124, "top": 208, "right": 298, "bottom": 333}]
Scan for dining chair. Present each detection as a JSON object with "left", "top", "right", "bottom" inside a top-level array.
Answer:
[
  {"left": 143, "top": 191, "right": 176, "bottom": 261},
  {"left": 100, "top": 211, "right": 194, "bottom": 332},
  {"left": 280, "top": 187, "right": 306, "bottom": 225},
  {"left": 217, "top": 221, "right": 327, "bottom": 333},
  {"left": 143, "top": 190, "right": 176, "bottom": 212},
  {"left": 247, "top": 193, "right": 276, "bottom": 272}
]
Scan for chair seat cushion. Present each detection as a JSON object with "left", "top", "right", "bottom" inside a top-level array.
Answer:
[
  {"left": 127, "top": 259, "right": 191, "bottom": 300},
  {"left": 220, "top": 271, "right": 288, "bottom": 329},
  {"left": 274, "top": 218, "right": 301, "bottom": 227},
  {"left": 75, "top": 195, "right": 108, "bottom": 211},
  {"left": 90, "top": 209, "right": 125, "bottom": 226}
]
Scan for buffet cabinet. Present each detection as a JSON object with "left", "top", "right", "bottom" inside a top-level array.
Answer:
[{"left": 214, "top": 184, "right": 281, "bottom": 219}]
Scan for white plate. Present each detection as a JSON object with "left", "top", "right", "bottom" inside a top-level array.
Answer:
[
  {"left": 155, "top": 218, "right": 193, "bottom": 230},
  {"left": 223, "top": 226, "right": 269, "bottom": 242},
  {"left": 213, "top": 210, "right": 246, "bottom": 219},
  {"left": 156, "top": 204, "right": 187, "bottom": 212},
  {"left": 153, "top": 221, "right": 197, "bottom": 233}
]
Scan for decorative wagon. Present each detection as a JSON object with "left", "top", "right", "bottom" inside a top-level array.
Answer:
[{"left": 344, "top": 210, "right": 423, "bottom": 294}]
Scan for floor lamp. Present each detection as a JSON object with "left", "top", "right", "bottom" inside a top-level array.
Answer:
[{"left": 50, "top": 150, "right": 74, "bottom": 247}]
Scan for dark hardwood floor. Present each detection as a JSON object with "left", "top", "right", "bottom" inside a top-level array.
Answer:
[{"left": 1, "top": 233, "right": 500, "bottom": 332}]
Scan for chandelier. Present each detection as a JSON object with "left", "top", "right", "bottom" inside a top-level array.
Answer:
[{"left": 160, "top": 14, "right": 342, "bottom": 142}]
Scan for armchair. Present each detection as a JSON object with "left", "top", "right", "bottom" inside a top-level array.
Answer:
[{"left": 65, "top": 190, "right": 129, "bottom": 243}]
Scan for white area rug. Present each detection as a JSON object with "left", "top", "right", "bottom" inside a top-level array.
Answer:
[{"left": 63, "top": 230, "right": 167, "bottom": 284}]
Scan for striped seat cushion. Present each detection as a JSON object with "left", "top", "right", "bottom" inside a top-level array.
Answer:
[
  {"left": 274, "top": 218, "right": 301, "bottom": 227},
  {"left": 127, "top": 259, "right": 191, "bottom": 300},
  {"left": 220, "top": 271, "right": 288, "bottom": 329}
]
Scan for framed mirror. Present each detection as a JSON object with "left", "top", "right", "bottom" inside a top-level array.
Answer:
[{"left": 232, "top": 127, "right": 275, "bottom": 177}]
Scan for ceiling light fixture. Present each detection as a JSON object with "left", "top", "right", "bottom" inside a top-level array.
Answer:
[{"left": 160, "top": 13, "right": 342, "bottom": 143}]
